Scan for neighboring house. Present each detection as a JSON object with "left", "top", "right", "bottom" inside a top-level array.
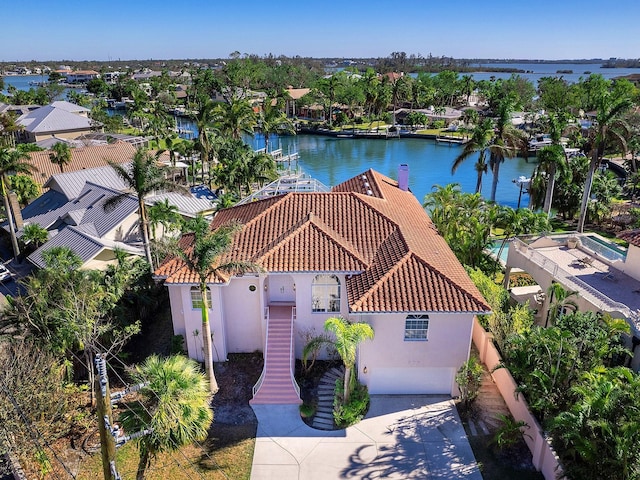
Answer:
[
  {"left": 25, "top": 142, "right": 138, "bottom": 191},
  {"left": 0, "top": 103, "right": 40, "bottom": 116},
  {"left": 16, "top": 103, "right": 98, "bottom": 143},
  {"left": 284, "top": 87, "right": 311, "bottom": 118},
  {"left": 16, "top": 182, "right": 143, "bottom": 270},
  {"left": 504, "top": 232, "right": 640, "bottom": 370},
  {"left": 6, "top": 163, "right": 215, "bottom": 270},
  {"left": 49, "top": 100, "right": 90, "bottom": 117},
  {"left": 394, "top": 107, "right": 464, "bottom": 126},
  {"left": 156, "top": 168, "right": 490, "bottom": 401},
  {"left": 64, "top": 70, "right": 100, "bottom": 83}
]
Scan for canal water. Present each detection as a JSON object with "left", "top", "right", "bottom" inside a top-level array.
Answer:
[{"left": 253, "top": 133, "right": 537, "bottom": 208}]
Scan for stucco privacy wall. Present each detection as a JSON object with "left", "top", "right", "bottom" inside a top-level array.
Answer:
[
  {"left": 472, "top": 318, "right": 564, "bottom": 480},
  {"left": 357, "top": 313, "right": 474, "bottom": 394}
]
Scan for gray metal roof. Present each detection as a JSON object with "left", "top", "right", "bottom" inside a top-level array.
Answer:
[
  {"left": 35, "top": 136, "right": 85, "bottom": 149},
  {"left": 28, "top": 226, "right": 104, "bottom": 269},
  {"left": 17, "top": 105, "right": 93, "bottom": 133},
  {"left": 16, "top": 182, "right": 139, "bottom": 239},
  {"left": 45, "top": 165, "right": 128, "bottom": 200},
  {"left": 50, "top": 101, "right": 90, "bottom": 114},
  {"left": 147, "top": 191, "right": 215, "bottom": 218},
  {"left": 27, "top": 226, "right": 142, "bottom": 269}
]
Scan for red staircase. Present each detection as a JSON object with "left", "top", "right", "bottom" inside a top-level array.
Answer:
[{"left": 250, "top": 305, "right": 302, "bottom": 405}]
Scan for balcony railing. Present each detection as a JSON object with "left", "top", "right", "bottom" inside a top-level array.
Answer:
[{"left": 512, "top": 238, "right": 636, "bottom": 326}]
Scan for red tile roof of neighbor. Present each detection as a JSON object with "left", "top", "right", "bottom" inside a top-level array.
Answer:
[
  {"left": 156, "top": 169, "right": 490, "bottom": 314},
  {"left": 619, "top": 229, "right": 640, "bottom": 247}
]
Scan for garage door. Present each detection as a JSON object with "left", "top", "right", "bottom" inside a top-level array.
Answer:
[{"left": 365, "top": 367, "right": 454, "bottom": 395}]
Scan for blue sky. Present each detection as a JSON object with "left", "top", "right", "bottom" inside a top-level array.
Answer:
[{"left": 3, "top": 0, "right": 640, "bottom": 61}]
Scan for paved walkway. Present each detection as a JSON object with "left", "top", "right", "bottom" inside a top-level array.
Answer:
[{"left": 251, "top": 395, "right": 482, "bottom": 479}]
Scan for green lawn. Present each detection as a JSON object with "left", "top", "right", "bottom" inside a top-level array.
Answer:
[{"left": 76, "top": 423, "right": 256, "bottom": 480}]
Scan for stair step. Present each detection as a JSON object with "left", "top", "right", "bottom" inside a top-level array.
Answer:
[
  {"left": 314, "top": 411, "right": 334, "bottom": 420},
  {"left": 313, "top": 417, "right": 334, "bottom": 427}
]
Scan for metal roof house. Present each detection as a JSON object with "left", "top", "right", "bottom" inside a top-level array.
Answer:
[
  {"left": 17, "top": 182, "right": 143, "bottom": 270},
  {"left": 7, "top": 163, "right": 216, "bottom": 270},
  {"left": 16, "top": 103, "right": 99, "bottom": 143}
]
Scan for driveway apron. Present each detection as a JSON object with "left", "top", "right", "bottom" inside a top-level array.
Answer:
[{"left": 251, "top": 395, "right": 482, "bottom": 479}]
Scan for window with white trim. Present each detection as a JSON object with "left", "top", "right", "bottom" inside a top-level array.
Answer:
[
  {"left": 190, "top": 286, "right": 212, "bottom": 309},
  {"left": 311, "top": 274, "right": 340, "bottom": 312},
  {"left": 404, "top": 315, "right": 429, "bottom": 341}
]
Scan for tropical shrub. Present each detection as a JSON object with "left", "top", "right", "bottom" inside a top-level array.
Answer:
[
  {"left": 333, "top": 380, "right": 369, "bottom": 428},
  {"left": 455, "top": 356, "right": 484, "bottom": 407},
  {"left": 492, "top": 414, "right": 531, "bottom": 450}
]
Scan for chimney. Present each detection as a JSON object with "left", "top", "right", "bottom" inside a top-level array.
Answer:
[
  {"left": 398, "top": 164, "right": 409, "bottom": 191},
  {"left": 8, "top": 192, "right": 23, "bottom": 230}
]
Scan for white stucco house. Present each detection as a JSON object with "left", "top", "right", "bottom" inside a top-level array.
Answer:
[
  {"left": 156, "top": 167, "right": 490, "bottom": 403},
  {"left": 504, "top": 231, "right": 640, "bottom": 370}
]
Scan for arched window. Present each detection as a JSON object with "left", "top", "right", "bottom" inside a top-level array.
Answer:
[
  {"left": 311, "top": 275, "right": 340, "bottom": 312},
  {"left": 190, "top": 286, "right": 212, "bottom": 310},
  {"left": 404, "top": 314, "right": 429, "bottom": 341}
]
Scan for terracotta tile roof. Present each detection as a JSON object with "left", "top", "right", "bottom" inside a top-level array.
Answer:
[
  {"left": 26, "top": 143, "right": 171, "bottom": 191},
  {"left": 157, "top": 169, "right": 490, "bottom": 314},
  {"left": 27, "top": 142, "right": 137, "bottom": 189},
  {"left": 618, "top": 229, "right": 640, "bottom": 247}
]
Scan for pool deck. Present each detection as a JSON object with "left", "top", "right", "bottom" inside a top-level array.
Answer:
[{"left": 508, "top": 238, "right": 640, "bottom": 333}]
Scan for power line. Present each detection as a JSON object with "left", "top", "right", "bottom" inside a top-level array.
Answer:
[
  {"left": 98, "top": 342, "right": 231, "bottom": 480},
  {"left": 96, "top": 350, "right": 202, "bottom": 480}
]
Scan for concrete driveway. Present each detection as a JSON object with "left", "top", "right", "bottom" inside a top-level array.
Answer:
[{"left": 251, "top": 395, "right": 482, "bottom": 479}]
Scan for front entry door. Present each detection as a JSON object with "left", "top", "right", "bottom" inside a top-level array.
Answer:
[{"left": 268, "top": 275, "right": 295, "bottom": 304}]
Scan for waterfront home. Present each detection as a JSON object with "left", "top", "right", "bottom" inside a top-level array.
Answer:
[
  {"left": 15, "top": 103, "right": 98, "bottom": 143},
  {"left": 64, "top": 70, "right": 100, "bottom": 83},
  {"left": 284, "top": 87, "right": 311, "bottom": 118},
  {"left": 504, "top": 232, "right": 640, "bottom": 370},
  {"left": 394, "top": 107, "right": 463, "bottom": 127},
  {"left": 155, "top": 167, "right": 490, "bottom": 402}
]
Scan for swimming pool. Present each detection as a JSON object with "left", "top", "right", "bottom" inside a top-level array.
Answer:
[
  {"left": 488, "top": 240, "right": 510, "bottom": 263},
  {"left": 582, "top": 235, "right": 627, "bottom": 262}
]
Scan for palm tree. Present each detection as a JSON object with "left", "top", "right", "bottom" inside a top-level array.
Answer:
[
  {"left": 546, "top": 283, "right": 579, "bottom": 327},
  {"left": 451, "top": 118, "right": 494, "bottom": 193},
  {"left": 192, "top": 97, "right": 221, "bottom": 184},
  {"left": 258, "top": 96, "right": 295, "bottom": 153},
  {"left": 0, "top": 112, "right": 23, "bottom": 147},
  {"left": 48, "top": 141, "right": 72, "bottom": 173},
  {"left": 147, "top": 198, "right": 181, "bottom": 241},
  {"left": 105, "top": 148, "right": 188, "bottom": 272},
  {"left": 217, "top": 98, "right": 257, "bottom": 140},
  {"left": 324, "top": 317, "right": 374, "bottom": 403},
  {"left": 494, "top": 206, "right": 550, "bottom": 269},
  {"left": 21, "top": 223, "right": 48, "bottom": 250},
  {"left": 536, "top": 113, "right": 577, "bottom": 216},
  {"left": 577, "top": 89, "right": 633, "bottom": 232},
  {"left": 0, "top": 147, "right": 36, "bottom": 259},
  {"left": 246, "top": 150, "right": 278, "bottom": 190},
  {"left": 488, "top": 99, "right": 529, "bottom": 202},
  {"left": 176, "top": 216, "right": 259, "bottom": 393},
  {"left": 118, "top": 355, "right": 213, "bottom": 480}
]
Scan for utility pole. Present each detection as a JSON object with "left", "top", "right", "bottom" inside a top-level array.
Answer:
[
  {"left": 94, "top": 354, "right": 152, "bottom": 480},
  {"left": 95, "top": 353, "right": 119, "bottom": 480}
]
